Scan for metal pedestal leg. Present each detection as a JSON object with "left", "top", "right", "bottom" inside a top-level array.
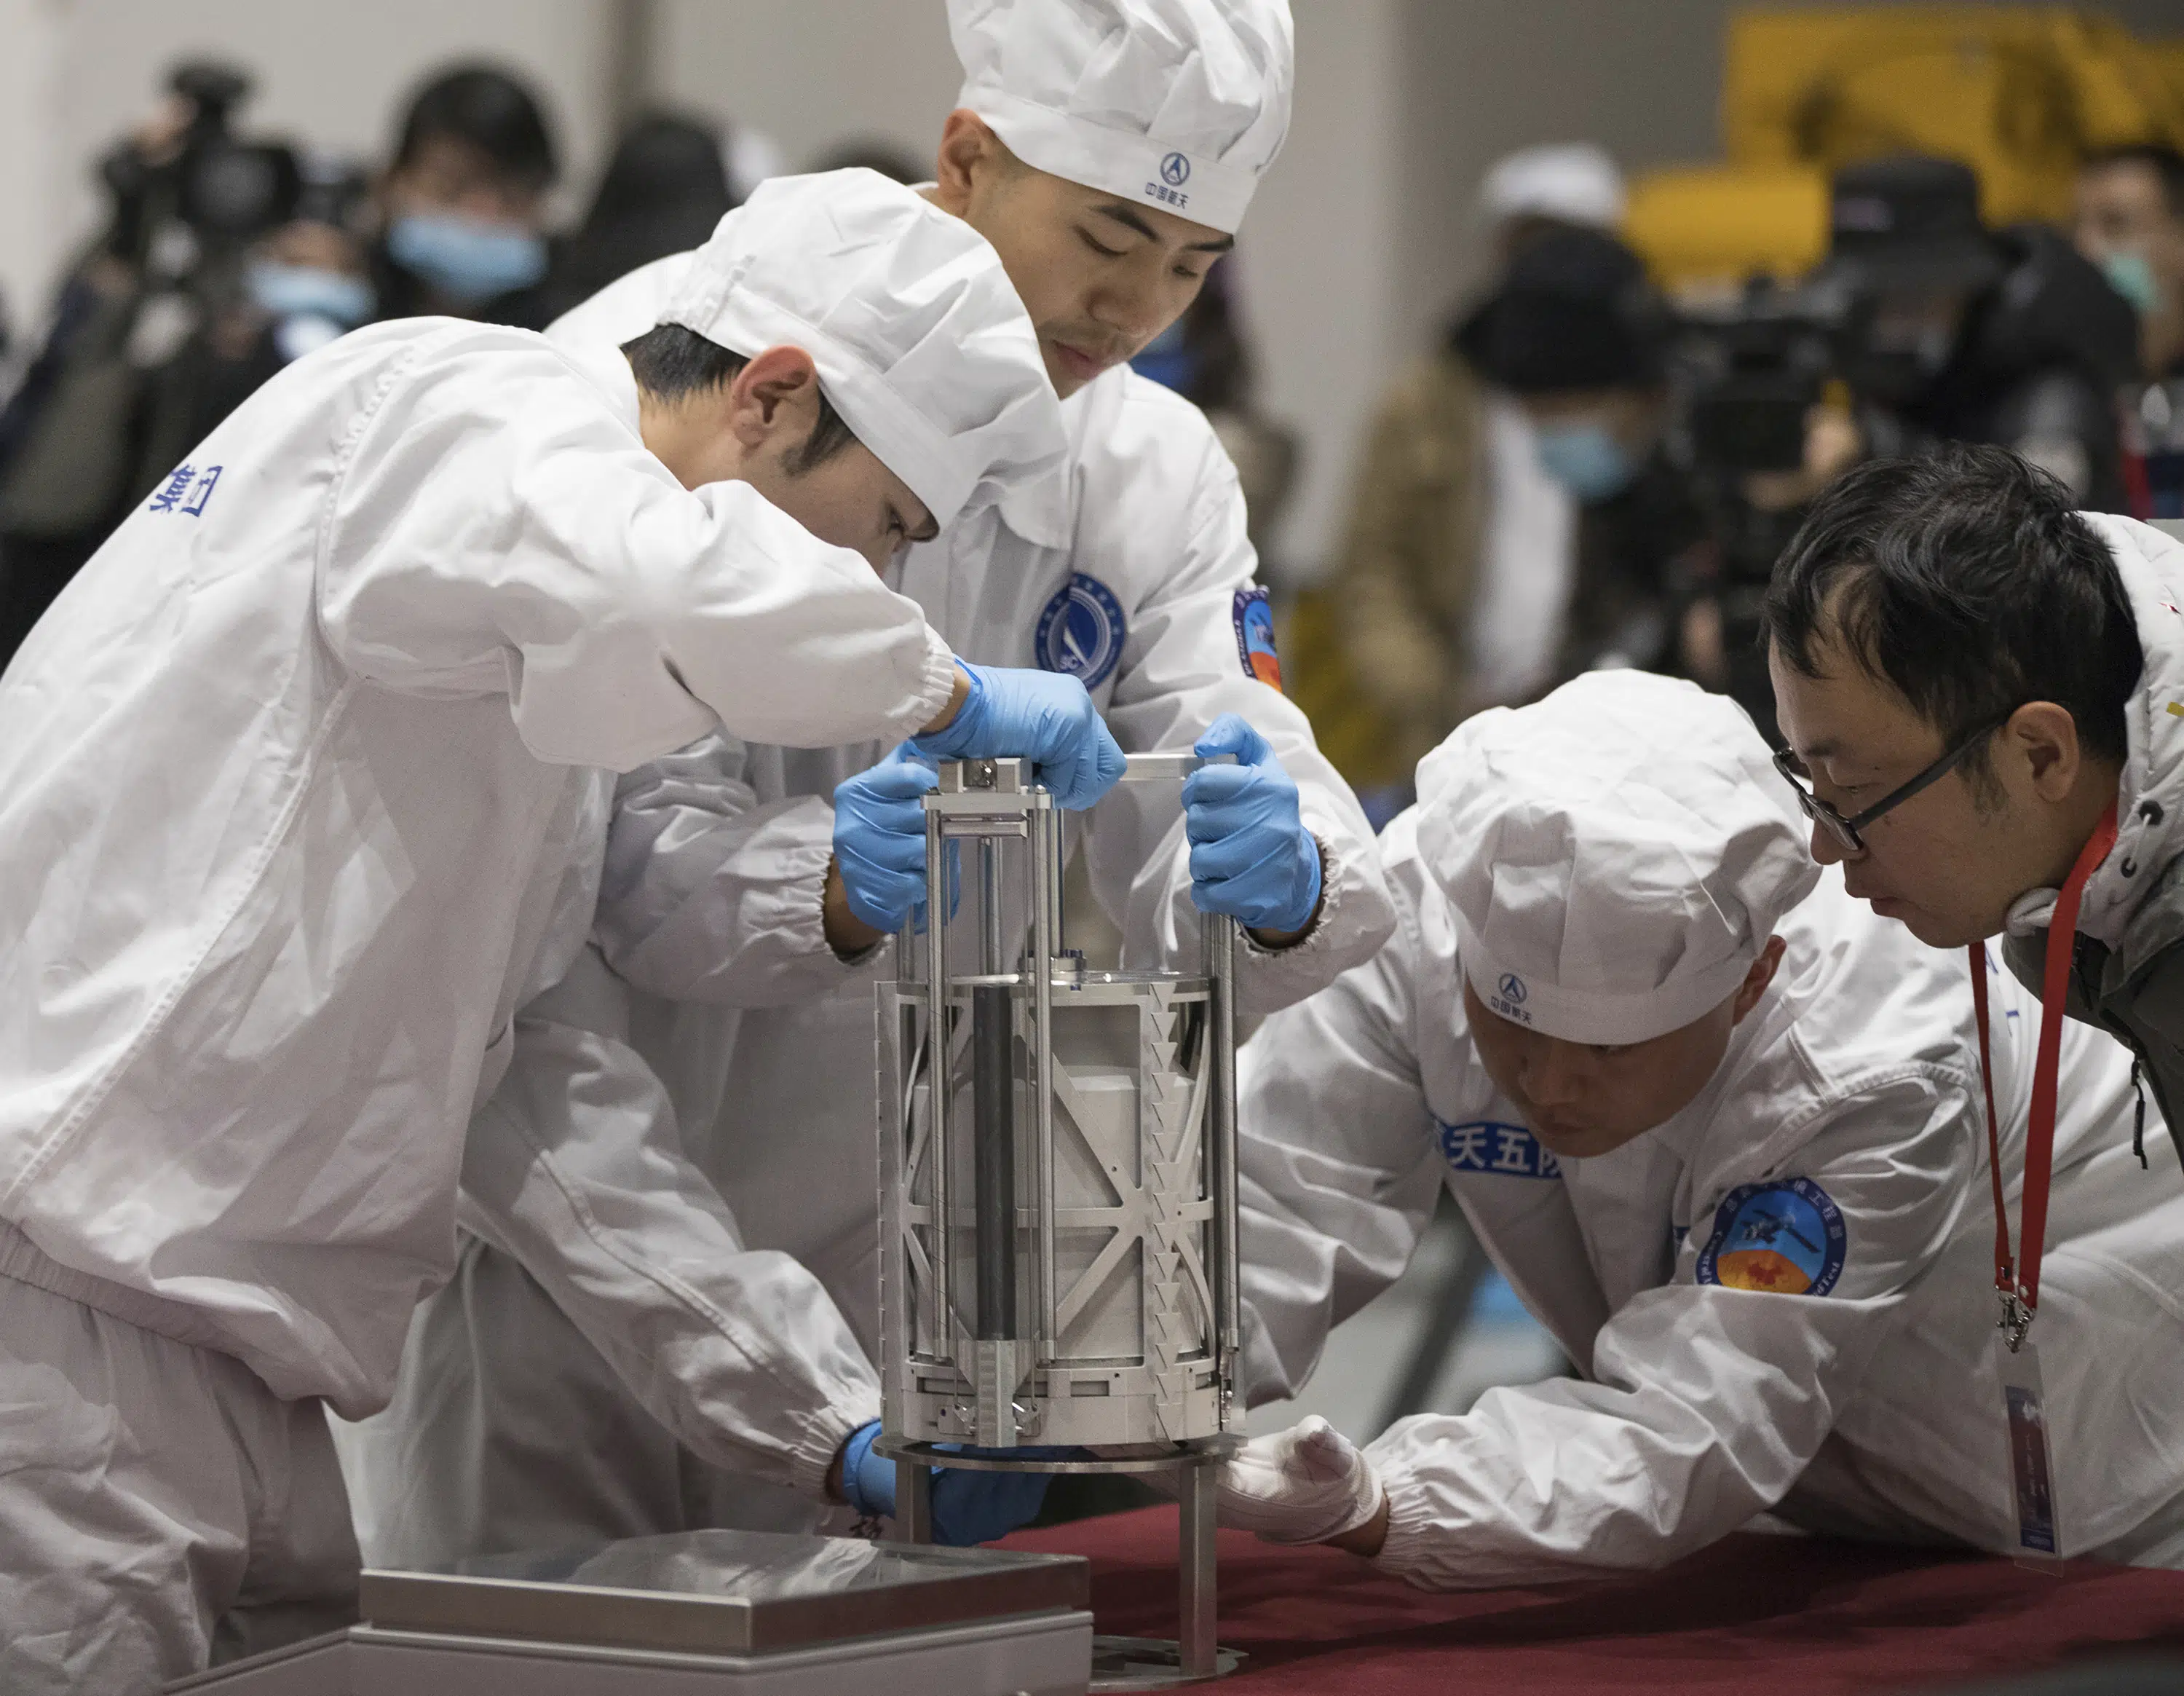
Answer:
[
  {"left": 893, "top": 1458, "right": 933, "bottom": 1544},
  {"left": 1086, "top": 1453, "right": 1239, "bottom": 1690},
  {"left": 1179, "top": 1458, "right": 1217, "bottom": 1678}
]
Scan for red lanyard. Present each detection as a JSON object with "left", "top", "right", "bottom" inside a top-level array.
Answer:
[{"left": 1969, "top": 802, "right": 2116, "bottom": 1343}]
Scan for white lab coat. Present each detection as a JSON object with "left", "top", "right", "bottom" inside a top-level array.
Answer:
[
  {"left": 1241, "top": 810, "right": 2184, "bottom": 1588},
  {"left": 0, "top": 316, "right": 959, "bottom": 1421},
  {"left": 343, "top": 255, "right": 1397, "bottom": 1563}
]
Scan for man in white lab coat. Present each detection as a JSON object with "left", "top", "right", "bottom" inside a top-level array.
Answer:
[
  {"left": 0, "top": 168, "right": 1122, "bottom": 1694},
  {"left": 346, "top": 0, "right": 1401, "bottom": 1562},
  {"left": 1215, "top": 671, "right": 2184, "bottom": 1583}
]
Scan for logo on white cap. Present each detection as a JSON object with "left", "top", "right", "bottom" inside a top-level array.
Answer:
[
  {"left": 1484, "top": 969, "right": 1534, "bottom": 1028},
  {"left": 1160, "top": 151, "right": 1191, "bottom": 186}
]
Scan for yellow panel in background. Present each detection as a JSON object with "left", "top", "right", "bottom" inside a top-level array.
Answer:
[
  {"left": 1720, "top": 7, "right": 2184, "bottom": 226},
  {"left": 1626, "top": 7, "right": 2184, "bottom": 291},
  {"left": 1623, "top": 165, "right": 1829, "bottom": 293}
]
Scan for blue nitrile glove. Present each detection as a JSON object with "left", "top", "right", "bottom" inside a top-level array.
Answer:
[
  {"left": 1183, "top": 714, "right": 1323, "bottom": 934},
  {"left": 910, "top": 663, "right": 1126, "bottom": 810},
  {"left": 833, "top": 747, "right": 939, "bottom": 935},
  {"left": 839, "top": 1421, "right": 1059, "bottom": 1546}
]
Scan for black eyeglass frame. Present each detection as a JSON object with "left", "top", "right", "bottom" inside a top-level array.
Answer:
[{"left": 1773, "top": 711, "right": 2017, "bottom": 856}]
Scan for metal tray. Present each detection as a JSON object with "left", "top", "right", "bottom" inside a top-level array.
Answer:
[{"left": 360, "top": 1529, "right": 1089, "bottom": 1657}]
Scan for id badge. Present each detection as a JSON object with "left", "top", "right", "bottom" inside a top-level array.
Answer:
[{"left": 1995, "top": 1335, "right": 2066, "bottom": 1570}]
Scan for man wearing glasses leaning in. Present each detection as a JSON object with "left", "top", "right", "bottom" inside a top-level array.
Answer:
[{"left": 1765, "top": 445, "right": 2184, "bottom": 1163}]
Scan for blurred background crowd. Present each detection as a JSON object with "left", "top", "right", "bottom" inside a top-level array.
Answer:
[{"left": 1, "top": 0, "right": 2182, "bottom": 1446}]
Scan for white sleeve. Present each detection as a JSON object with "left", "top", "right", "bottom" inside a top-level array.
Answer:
[
  {"left": 318, "top": 339, "right": 956, "bottom": 769},
  {"left": 1238, "top": 912, "right": 1445, "bottom": 1405},
  {"left": 591, "top": 735, "right": 869, "bottom": 1006},
  {"left": 1085, "top": 415, "right": 1395, "bottom": 1018},
  {"left": 1365, "top": 1068, "right": 1974, "bottom": 1590},
  {"left": 457, "top": 947, "right": 879, "bottom": 1499}
]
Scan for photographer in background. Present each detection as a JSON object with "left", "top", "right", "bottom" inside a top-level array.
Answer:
[
  {"left": 0, "top": 62, "right": 311, "bottom": 668},
  {"left": 1318, "top": 224, "right": 1696, "bottom": 806},
  {"left": 132, "top": 153, "right": 374, "bottom": 505},
  {"left": 1827, "top": 154, "right": 2137, "bottom": 513},
  {"left": 371, "top": 63, "right": 560, "bottom": 331}
]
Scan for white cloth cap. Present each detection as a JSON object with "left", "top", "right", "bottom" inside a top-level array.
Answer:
[
  {"left": 949, "top": 0, "right": 1294, "bottom": 234},
  {"left": 658, "top": 167, "right": 1064, "bottom": 529},
  {"left": 1479, "top": 143, "right": 1626, "bottom": 231},
  {"left": 1415, "top": 671, "right": 1819, "bottom": 1046}
]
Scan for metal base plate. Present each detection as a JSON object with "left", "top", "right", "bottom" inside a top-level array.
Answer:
[
  {"left": 167, "top": 1611, "right": 1095, "bottom": 1695},
  {"left": 874, "top": 1437, "right": 1239, "bottom": 1475},
  {"left": 1090, "top": 1635, "right": 1243, "bottom": 1689}
]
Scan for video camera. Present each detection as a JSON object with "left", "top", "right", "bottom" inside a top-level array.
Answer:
[
  {"left": 98, "top": 60, "right": 302, "bottom": 277},
  {"left": 1659, "top": 276, "right": 1858, "bottom": 738}
]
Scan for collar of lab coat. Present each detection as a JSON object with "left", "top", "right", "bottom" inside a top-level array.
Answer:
[
  {"left": 553, "top": 334, "right": 645, "bottom": 441},
  {"left": 992, "top": 373, "right": 1101, "bottom": 551}
]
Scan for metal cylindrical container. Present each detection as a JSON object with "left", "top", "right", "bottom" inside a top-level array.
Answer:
[{"left": 877, "top": 754, "right": 1240, "bottom": 1456}]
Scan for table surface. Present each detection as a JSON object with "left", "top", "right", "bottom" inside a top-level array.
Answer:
[{"left": 1000, "top": 1508, "right": 2184, "bottom": 1692}]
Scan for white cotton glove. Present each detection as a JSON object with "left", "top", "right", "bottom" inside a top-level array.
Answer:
[{"left": 1215, "top": 1416, "right": 1383, "bottom": 1545}]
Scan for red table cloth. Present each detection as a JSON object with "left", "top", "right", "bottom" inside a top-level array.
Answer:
[{"left": 1002, "top": 1507, "right": 2184, "bottom": 1692}]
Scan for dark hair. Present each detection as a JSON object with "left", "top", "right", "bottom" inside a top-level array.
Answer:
[
  {"left": 619, "top": 324, "right": 858, "bottom": 474},
  {"left": 1760, "top": 444, "right": 2140, "bottom": 774},
  {"left": 810, "top": 138, "right": 930, "bottom": 186},
  {"left": 1452, "top": 226, "right": 1666, "bottom": 394},
  {"left": 537, "top": 114, "right": 733, "bottom": 319},
  {"left": 2082, "top": 143, "right": 2184, "bottom": 221},
  {"left": 394, "top": 64, "right": 558, "bottom": 192}
]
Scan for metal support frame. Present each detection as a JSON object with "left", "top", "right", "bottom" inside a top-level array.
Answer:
[{"left": 880, "top": 754, "right": 1243, "bottom": 1686}]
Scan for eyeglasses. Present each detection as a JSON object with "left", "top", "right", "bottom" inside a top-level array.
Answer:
[{"left": 1773, "top": 711, "right": 2014, "bottom": 858}]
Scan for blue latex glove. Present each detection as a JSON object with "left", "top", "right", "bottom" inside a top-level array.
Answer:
[
  {"left": 833, "top": 748, "right": 939, "bottom": 935},
  {"left": 839, "top": 1421, "right": 1056, "bottom": 1546},
  {"left": 911, "top": 663, "right": 1125, "bottom": 810},
  {"left": 1183, "top": 714, "right": 1323, "bottom": 934}
]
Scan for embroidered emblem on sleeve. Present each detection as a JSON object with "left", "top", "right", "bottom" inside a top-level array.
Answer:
[
  {"left": 1696, "top": 1178, "right": 1847, "bottom": 1296},
  {"left": 1232, "top": 585, "right": 1283, "bottom": 691}
]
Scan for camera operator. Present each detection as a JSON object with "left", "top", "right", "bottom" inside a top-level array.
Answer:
[
  {"left": 132, "top": 154, "right": 374, "bottom": 510},
  {"left": 0, "top": 62, "right": 310, "bottom": 669},
  {"left": 1669, "top": 154, "right": 2140, "bottom": 740},
  {"left": 1824, "top": 154, "right": 2138, "bottom": 512},
  {"left": 1447, "top": 226, "right": 1702, "bottom": 698},
  {"left": 1296, "top": 145, "right": 1628, "bottom": 816}
]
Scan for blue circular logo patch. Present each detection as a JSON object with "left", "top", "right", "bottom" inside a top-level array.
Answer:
[
  {"left": 1696, "top": 1178, "right": 1847, "bottom": 1296},
  {"left": 1036, "top": 572, "right": 1126, "bottom": 689},
  {"left": 1497, "top": 972, "right": 1528, "bottom": 1006},
  {"left": 1161, "top": 151, "right": 1192, "bottom": 186}
]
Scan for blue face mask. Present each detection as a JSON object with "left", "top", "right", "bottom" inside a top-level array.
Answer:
[
  {"left": 246, "top": 261, "right": 374, "bottom": 329},
  {"left": 1534, "top": 420, "right": 1637, "bottom": 502},
  {"left": 2104, "top": 250, "right": 2161, "bottom": 317},
  {"left": 387, "top": 211, "right": 548, "bottom": 304}
]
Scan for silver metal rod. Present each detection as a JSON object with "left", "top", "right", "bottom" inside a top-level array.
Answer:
[
  {"left": 978, "top": 837, "right": 1004, "bottom": 975},
  {"left": 894, "top": 1457, "right": 933, "bottom": 1545},
  {"left": 1179, "top": 1456, "right": 1219, "bottom": 1676},
  {"left": 1209, "top": 914, "right": 1241, "bottom": 1419},
  {"left": 1030, "top": 800, "right": 1056, "bottom": 1363},
  {"left": 925, "top": 806, "right": 952, "bottom": 1355},
  {"left": 971, "top": 982, "right": 1016, "bottom": 1341}
]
